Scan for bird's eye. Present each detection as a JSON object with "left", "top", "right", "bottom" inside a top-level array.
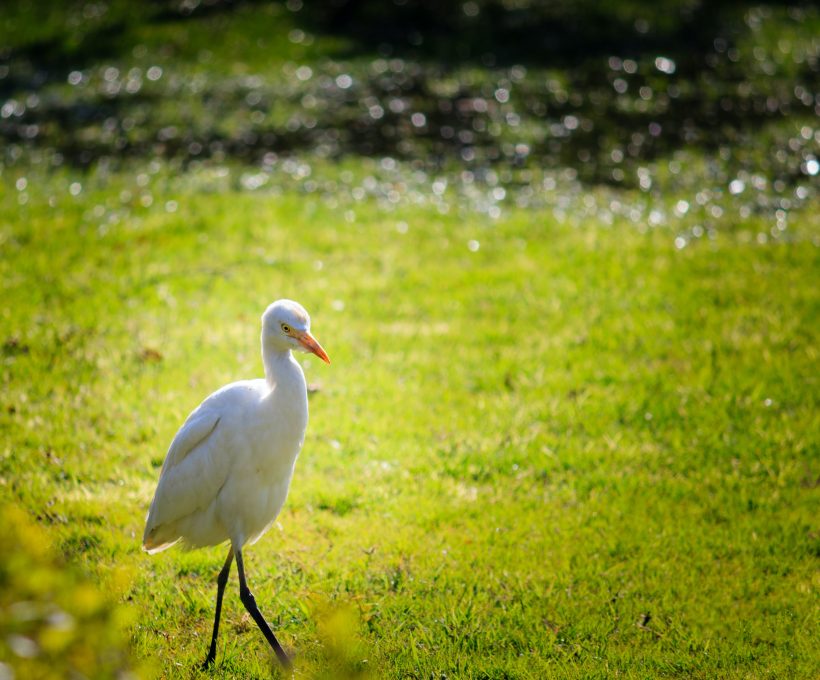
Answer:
[{"left": 281, "top": 324, "right": 291, "bottom": 334}]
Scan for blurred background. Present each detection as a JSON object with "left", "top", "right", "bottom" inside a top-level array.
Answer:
[{"left": 2, "top": 0, "right": 818, "bottom": 215}]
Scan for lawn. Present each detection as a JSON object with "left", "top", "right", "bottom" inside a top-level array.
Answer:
[{"left": 1, "top": 1, "right": 819, "bottom": 678}]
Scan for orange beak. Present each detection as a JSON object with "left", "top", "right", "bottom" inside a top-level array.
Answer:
[{"left": 298, "top": 331, "right": 331, "bottom": 364}]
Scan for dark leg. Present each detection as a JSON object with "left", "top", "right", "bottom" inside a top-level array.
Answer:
[
  {"left": 235, "top": 548, "right": 292, "bottom": 670},
  {"left": 203, "top": 547, "right": 234, "bottom": 668}
]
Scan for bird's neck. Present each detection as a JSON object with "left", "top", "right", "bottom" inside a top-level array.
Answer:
[{"left": 262, "top": 347, "right": 303, "bottom": 391}]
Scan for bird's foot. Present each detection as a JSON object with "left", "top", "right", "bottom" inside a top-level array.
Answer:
[{"left": 201, "top": 653, "right": 216, "bottom": 670}]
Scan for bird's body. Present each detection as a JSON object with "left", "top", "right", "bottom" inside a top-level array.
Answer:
[
  {"left": 143, "top": 300, "right": 330, "bottom": 669},
  {"left": 144, "top": 361, "right": 308, "bottom": 552}
]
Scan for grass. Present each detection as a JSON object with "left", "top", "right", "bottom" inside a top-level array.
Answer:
[
  {"left": 1, "top": 174, "right": 818, "bottom": 677},
  {"left": 1, "top": 1, "right": 819, "bottom": 678}
]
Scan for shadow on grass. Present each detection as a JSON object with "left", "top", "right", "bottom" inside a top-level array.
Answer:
[{"left": 1, "top": 0, "right": 816, "bottom": 188}]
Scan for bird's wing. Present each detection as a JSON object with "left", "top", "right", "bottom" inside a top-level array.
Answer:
[
  {"left": 143, "top": 405, "right": 229, "bottom": 547},
  {"left": 162, "top": 408, "right": 221, "bottom": 471}
]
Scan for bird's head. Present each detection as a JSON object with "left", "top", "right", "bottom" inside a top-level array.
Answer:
[{"left": 261, "top": 299, "right": 330, "bottom": 364}]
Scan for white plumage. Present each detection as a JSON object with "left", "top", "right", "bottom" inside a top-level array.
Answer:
[{"left": 143, "top": 299, "right": 330, "bottom": 669}]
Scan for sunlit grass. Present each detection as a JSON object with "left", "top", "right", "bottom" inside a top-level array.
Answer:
[
  {"left": 1, "top": 173, "right": 818, "bottom": 677},
  {"left": 1, "top": 1, "right": 819, "bottom": 676}
]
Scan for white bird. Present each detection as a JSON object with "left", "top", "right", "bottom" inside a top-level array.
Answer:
[{"left": 142, "top": 299, "right": 330, "bottom": 669}]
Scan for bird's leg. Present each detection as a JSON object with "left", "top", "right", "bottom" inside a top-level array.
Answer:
[
  {"left": 203, "top": 547, "right": 234, "bottom": 668},
  {"left": 234, "top": 548, "right": 292, "bottom": 671}
]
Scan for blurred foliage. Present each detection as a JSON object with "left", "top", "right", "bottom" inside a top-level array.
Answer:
[
  {"left": 312, "top": 599, "right": 371, "bottom": 679},
  {"left": 0, "top": 504, "right": 136, "bottom": 680}
]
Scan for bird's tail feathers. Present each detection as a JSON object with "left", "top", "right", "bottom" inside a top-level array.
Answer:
[
  {"left": 142, "top": 523, "right": 179, "bottom": 554},
  {"left": 142, "top": 536, "right": 179, "bottom": 554}
]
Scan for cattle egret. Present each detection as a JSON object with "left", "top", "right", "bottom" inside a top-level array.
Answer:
[{"left": 143, "top": 300, "right": 330, "bottom": 669}]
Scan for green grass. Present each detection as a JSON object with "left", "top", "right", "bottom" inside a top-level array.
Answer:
[
  {"left": 1, "top": 1, "right": 819, "bottom": 677},
  {"left": 1, "top": 172, "right": 818, "bottom": 677}
]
